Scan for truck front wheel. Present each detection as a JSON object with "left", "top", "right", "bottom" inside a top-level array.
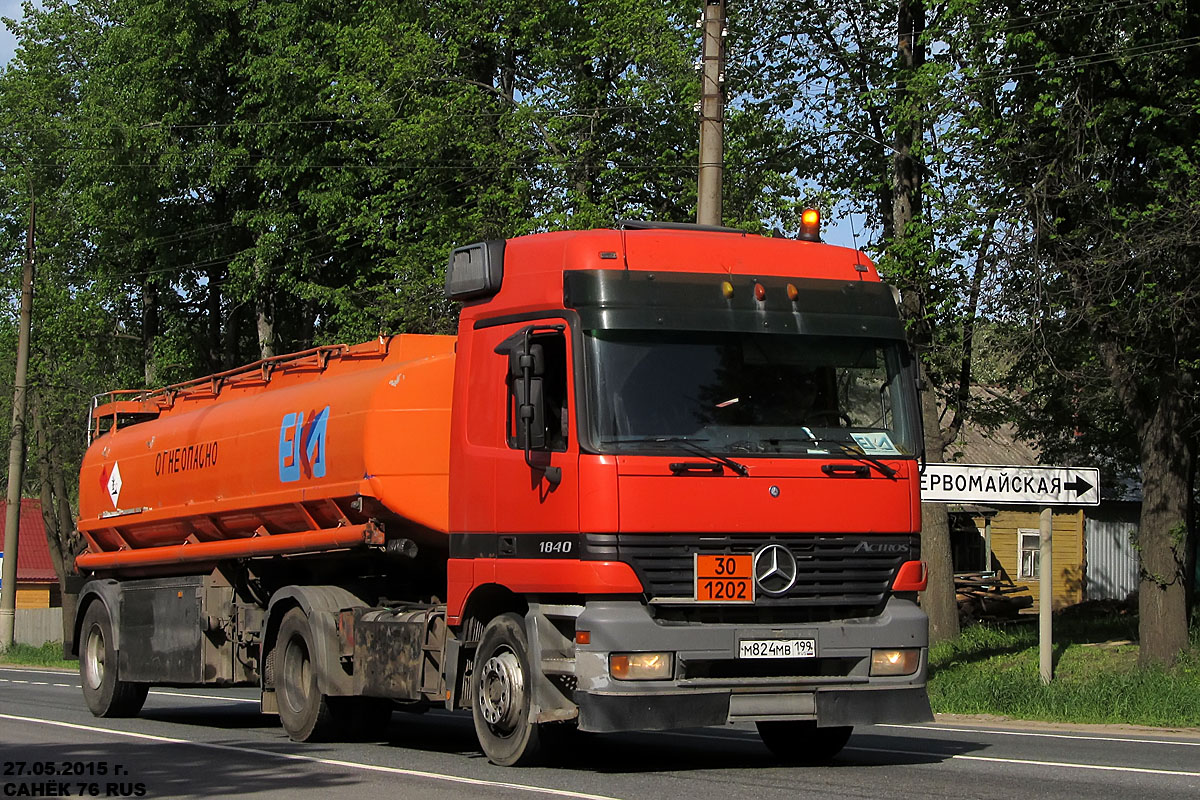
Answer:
[
  {"left": 276, "top": 608, "right": 338, "bottom": 742},
  {"left": 79, "top": 602, "right": 148, "bottom": 718},
  {"left": 472, "top": 613, "right": 543, "bottom": 766},
  {"left": 756, "top": 721, "right": 852, "bottom": 764}
]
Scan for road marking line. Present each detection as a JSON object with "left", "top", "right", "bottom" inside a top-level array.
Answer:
[
  {"left": 656, "top": 730, "right": 758, "bottom": 743},
  {"left": 1, "top": 671, "right": 258, "bottom": 704},
  {"left": 0, "top": 713, "right": 624, "bottom": 800},
  {"left": 848, "top": 746, "right": 1200, "bottom": 778},
  {"left": 148, "top": 689, "right": 259, "bottom": 704},
  {"left": 879, "top": 723, "right": 1200, "bottom": 748}
]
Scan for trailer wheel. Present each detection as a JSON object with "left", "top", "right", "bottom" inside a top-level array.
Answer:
[
  {"left": 756, "top": 721, "right": 852, "bottom": 764},
  {"left": 276, "top": 608, "right": 338, "bottom": 742},
  {"left": 79, "top": 602, "right": 148, "bottom": 718},
  {"left": 472, "top": 613, "right": 543, "bottom": 766}
]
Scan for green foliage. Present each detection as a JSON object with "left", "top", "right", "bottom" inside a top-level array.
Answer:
[
  {"left": 0, "top": 641, "right": 75, "bottom": 669},
  {"left": 929, "top": 616, "right": 1200, "bottom": 727}
]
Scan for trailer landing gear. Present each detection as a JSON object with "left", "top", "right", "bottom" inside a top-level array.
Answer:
[
  {"left": 80, "top": 602, "right": 148, "bottom": 718},
  {"left": 472, "top": 613, "right": 543, "bottom": 766}
]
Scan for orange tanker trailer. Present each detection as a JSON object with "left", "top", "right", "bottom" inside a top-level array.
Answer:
[{"left": 71, "top": 220, "right": 932, "bottom": 766}]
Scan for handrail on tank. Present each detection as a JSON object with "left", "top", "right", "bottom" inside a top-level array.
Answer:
[
  {"left": 74, "top": 520, "right": 386, "bottom": 572},
  {"left": 85, "top": 339, "right": 394, "bottom": 443}
]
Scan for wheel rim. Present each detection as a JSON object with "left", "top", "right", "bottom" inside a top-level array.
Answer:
[
  {"left": 84, "top": 624, "right": 105, "bottom": 690},
  {"left": 478, "top": 646, "right": 525, "bottom": 735},
  {"left": 281, "top": 634, "right": 312, "bottom": 715}
]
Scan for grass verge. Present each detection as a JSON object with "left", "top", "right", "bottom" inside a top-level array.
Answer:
[
  {"left": 0, "top": 641, "right": 76, "bottom": 670},
  {"left": 929, "top": 609, "right": 1200, "bottom": 728}
]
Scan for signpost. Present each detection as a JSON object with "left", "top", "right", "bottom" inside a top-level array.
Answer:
[
  {"left": 920, "top": 463, "right": 1100, "bottom": 506},
  {"left": 920, "top": 462, "right": 1100, "bottom": 684}
]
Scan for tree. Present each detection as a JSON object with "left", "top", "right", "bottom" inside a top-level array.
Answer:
[
  {"left": 729, "top": 0, "right": 1029, "bottom": 643},
  {"left": 976, "top": 0, "right": 1200, "bottom": 664}
]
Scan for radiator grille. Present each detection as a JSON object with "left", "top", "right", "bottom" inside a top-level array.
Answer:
[{"left": 583, "top": 533, "right": 917, "bottom": 613}]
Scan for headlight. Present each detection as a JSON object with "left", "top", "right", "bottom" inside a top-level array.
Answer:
[
  {"left": 870, "top": 648, "right": 921, "bottom": 676},
  {"left": 609, "top": 652, "right": 673, "bottom": 680}
]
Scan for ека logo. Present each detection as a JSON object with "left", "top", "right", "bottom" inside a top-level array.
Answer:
[{"left": 279, "top": 406, "right": 330, "bottom": 482}]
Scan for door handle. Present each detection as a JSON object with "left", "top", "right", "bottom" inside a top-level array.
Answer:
[
  {"left": 821, "top": 463, "right": 870, "bottom": 478},
  {"left": 670, "top": 462, "right": 724, "bottom": 475}
]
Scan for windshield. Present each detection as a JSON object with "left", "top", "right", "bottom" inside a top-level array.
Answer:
[{"left": 583, "top": 330, "right": 920, "bottom": 457}]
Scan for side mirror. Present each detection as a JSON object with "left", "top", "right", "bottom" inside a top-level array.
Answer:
[
  {"left": 510, "top": 343, "right": 547, "bottom": 451},
  {"left": 509, "top": 343, "right": 545, "bottom": 379}
]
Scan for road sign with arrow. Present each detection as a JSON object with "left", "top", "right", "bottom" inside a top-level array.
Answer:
[{"left": 920, "top": 463, "right": 1100, "bottom": 506}]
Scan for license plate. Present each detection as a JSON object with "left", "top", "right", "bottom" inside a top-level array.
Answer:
[
  {"left": 694, "top": 554, "right": 754, "bottom": 603},
  {"left": 739, "top": 638, "right": 817, "bottom": 659}
]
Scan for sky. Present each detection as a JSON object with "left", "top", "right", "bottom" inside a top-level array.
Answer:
[{"left": 0, "top": 1, "right": 25, "bottom": 67}]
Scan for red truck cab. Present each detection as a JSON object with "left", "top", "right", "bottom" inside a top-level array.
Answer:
[{"left": 444, "top": 223, "right": 930, "bottom": 763}]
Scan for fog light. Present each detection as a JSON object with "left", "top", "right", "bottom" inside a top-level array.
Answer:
[
  {"left": 610, "top": 652, "right": 673, "bottom": 681},
  {"left": 870, "top": 648, "right": 920, "bottom": 676}
]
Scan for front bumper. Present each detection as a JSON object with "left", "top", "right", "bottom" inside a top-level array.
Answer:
[{"left": 567, "top": 596, "right": 932, "bottom": 733}]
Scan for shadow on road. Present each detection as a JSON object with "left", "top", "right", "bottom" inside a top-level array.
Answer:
[
  {"left": 0, "top": 740, "right": 359, "bottom": 798},
  {"left": 120, "top": 702, "right": 988, "bottom": 777},
  {"left": 375, "top": 711, "right": 987, "bottom": 774},
  {"left": 141, "top": 704, "right": 270, "bottom": 731}
]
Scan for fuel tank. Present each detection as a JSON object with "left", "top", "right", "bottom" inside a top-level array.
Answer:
[{"left": 76, "top": 335, "right": 455, "bottom": 574}]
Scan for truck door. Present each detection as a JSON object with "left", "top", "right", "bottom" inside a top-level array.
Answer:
[{"left": 486, "top": 322, "right": 580, "bottom": 541}]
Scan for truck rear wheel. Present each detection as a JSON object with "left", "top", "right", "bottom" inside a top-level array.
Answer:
[
  {"left": 79, "top": 602, "right": 148, "bottom": 718},
  {"left": 756, "top": 721, "right": 852, "bottom": 764},
  {"left": 276, "top": 608, "right": 339, "bottom": 742},
  {"left": 472, "top": 613, "right": 543, "bottom": 766}
]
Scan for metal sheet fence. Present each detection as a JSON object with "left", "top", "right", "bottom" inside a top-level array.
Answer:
[
  {"left": 1085, "top": 518, "right": 1139, "bottom": 601},
  {"left": 14, "top": 607, "right": 64, "bottom": 646}
]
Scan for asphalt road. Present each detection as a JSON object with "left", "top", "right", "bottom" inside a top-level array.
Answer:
[{"left": 2, "top": 665, "right": 1198, "bottom": 800}]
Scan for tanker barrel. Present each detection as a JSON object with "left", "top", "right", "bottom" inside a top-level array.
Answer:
[{"left": 74, "top": 335, "right": 456, "bottom": 576}]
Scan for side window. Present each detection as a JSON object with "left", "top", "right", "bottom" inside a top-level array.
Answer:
[{"left": 507, "top": 331, "right": 569, "bottom": 451}]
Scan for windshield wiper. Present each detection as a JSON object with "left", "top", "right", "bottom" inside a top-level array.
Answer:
[
  {"left": 654, "top": 437, "right": 749, "bottom": 477},
  {"left": 769, "top": 436, "right": 898, "bottom": 480}
]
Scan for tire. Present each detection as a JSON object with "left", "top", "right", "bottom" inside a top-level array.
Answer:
[
  {"left": 276, "top": 608, "right": 339, "bottom": 742},
  {"left": 79, "top": 602, "right": 148, "bottom": 718},
  {"left": 472, "top": 612, "right": 543, "bottom": 766},
  {"left": 756, "top": 721, "right": 852, "bottom": 764}
]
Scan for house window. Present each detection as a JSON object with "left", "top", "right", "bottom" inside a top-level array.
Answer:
[{"left": 1018, "top": 529, "right": 1040, "bottom": 579}]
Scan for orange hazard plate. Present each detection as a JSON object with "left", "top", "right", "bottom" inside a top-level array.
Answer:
[{"left": 694, "top": 554, "right": 754, "bottom": 603}]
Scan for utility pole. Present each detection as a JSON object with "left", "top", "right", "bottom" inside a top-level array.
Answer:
[
  {"left": 696, "top": 0, "right": 726, "bottom": 227},
  {"left": 0, "top": 194, "right": 34, "bottom": 652}
]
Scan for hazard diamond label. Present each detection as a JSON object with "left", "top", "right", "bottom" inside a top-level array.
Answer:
[{"left": 106, "top": 462, "right": 123, "bottom": 508}]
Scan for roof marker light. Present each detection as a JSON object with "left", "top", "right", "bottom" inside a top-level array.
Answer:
[
  {"left": 798, "top": 208, "right": 821, "bottom": 242},
  {"left": 786, "top": 283, "right": 799, "bottom": 301},
  {"left": 721, "top": 281, "right": 735, "bottom": 299},
  {"left": 754, "top": 283, "right": 766, "bottom": 301}
]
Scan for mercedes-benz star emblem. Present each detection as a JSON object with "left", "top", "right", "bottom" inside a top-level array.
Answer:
[{"left": 753, "top": 544, "right": 798, "bottom": 596}]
